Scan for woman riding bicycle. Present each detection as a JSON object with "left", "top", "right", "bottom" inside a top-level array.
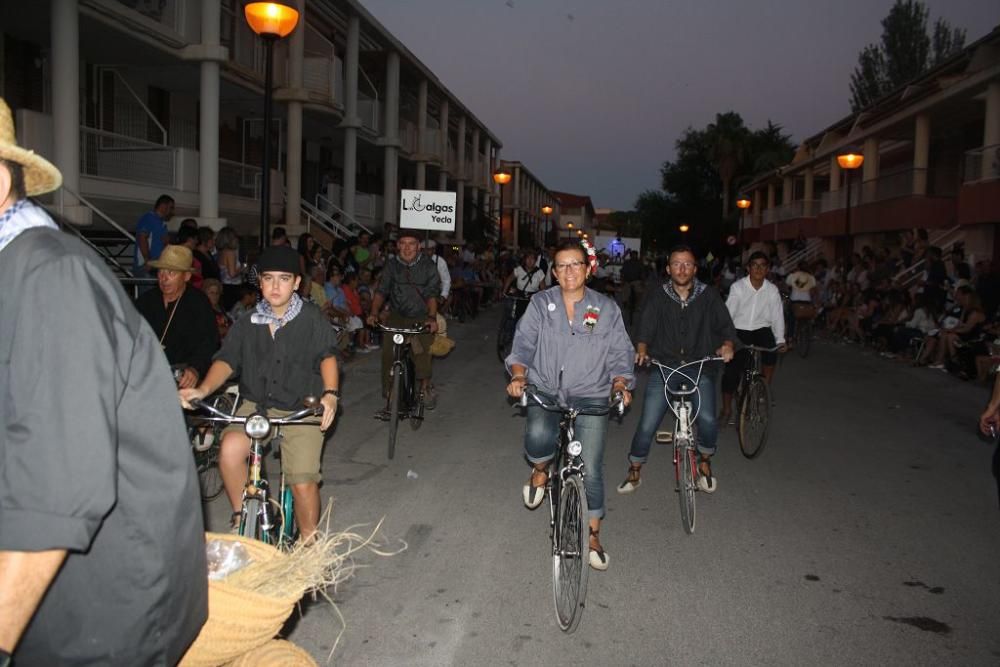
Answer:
[{"left": 505, "top": 240, "right": 634, "bottom": 571}]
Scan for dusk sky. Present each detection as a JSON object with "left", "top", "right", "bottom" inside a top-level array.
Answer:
[{"left": 361, "top": 0, "right": 998, "bottom": 211}]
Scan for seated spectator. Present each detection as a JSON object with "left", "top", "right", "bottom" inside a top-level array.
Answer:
[
  {"left": 194, "top": 226, "right": 220, "bottom": 281},
  {"left": 175, "top": 224, "right": 203, "bottom": 290},
  {"left": 343, "top": 272, "right": 375, "bottom": 352},
  {"left": 227, "top": 284, "right": 258, "bottom": 322},
  {"left": 322, "top": 266, "right": 362, "bottom": 351},
  {"left": 889, "top": 293, "right": 938, "bottom": 355},
  {"left": 917, "top": 285, "right": 985, "bottom": 369},
  {"left": 201, "top": 278, "right": 232, "bottom": 340}
]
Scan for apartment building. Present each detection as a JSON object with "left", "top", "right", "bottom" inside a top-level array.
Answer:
[
  {"left": 551, "top": 190, "right": 595, "bottom": 244},
  {"left": 496, "top": 159, "right": 559, "bottom": 249},
  {"left": 1, "top": 0, "right": 503, "bottom": 260},
  {"left": 742, "top": 24, "right": 1000, "bottom": 264}
]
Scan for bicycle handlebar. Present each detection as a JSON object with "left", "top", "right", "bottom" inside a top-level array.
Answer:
[
  {"left": 649, "top": 356, "right": 724, "bottom": 397},
  {"left": 743, "top": 344, "right": 783, "bottom": 353},
  {"left": 518, "top": 384, "right": 625, "bottom": 417},
  {"left": 378, "top": 322, "right": 429, "bottom": 335},
  {"left": 188, "top": 398, "right": 322, "bottom": 424}
]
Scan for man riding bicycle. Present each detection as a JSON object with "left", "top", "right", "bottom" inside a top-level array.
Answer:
[
  {"left": 618, "top": 245, "right": 736, "bottom": 495},
  {"left": 367, "top": 230, "right": 441, "bottom": 411},
  {"left": 720, "top": 251, "right": 787, "bottom": 425},
  {"left": 502, "top": 250, "right": 546, "bottom": 310},
  {"left": 785, "top": 260, "right": 818, "bottom": 342},
  {"left": 180, "top": 246, "right": 340, "bottom": 542}
]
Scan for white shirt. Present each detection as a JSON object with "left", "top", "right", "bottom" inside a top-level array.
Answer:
[
  {"left": 513, "top": 265, "right": 546, "bottom": 293},
  {"left": 786, "top": 271, "right": 817, "bottom": 302},
  {"left": 429, "top": 254, "right": 451, "bottom": 298},
  {"left": 726, "top": 276, "right": 786, "bottom": 344}
]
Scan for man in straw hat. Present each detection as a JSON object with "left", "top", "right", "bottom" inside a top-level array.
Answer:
[
  {"left": 135, "top": 243, "right": 219, "bottom": 388},
  {"left": 0, "top": 97, "right": 207, "bottom": 665}
]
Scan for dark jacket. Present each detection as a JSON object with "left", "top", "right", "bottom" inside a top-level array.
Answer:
[
  {"left": 636, "top": 279, "right": 737, "bottom": 367},
  {"left": 136, "top": 284, "right": 219, "bottom": 378}
]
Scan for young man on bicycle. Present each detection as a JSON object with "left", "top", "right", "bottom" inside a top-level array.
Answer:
[
  {"left": 785, "top": 260, "right": 818, "bottom": 343},
  {"left": 180, "top": 246, "right": 340, "bottom": 541},
  {"left": 367, "top": 230, "right": 441, "bottom": 411},
  {"left": 720, "top": 251, "right": 787, "bottom": 425},
  {"left": 502, "top": 250, "right": 546, "bottom": 317},
  {"left": 619, "top": 245, "right": 736, "bottom": 495}
]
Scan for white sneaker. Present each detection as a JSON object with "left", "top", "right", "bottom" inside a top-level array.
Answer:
[
  {"left": 697, "top": 474, "right": 717, "bottom": 493},
  {"left": 589, "top": 547, "right": 609, "bottom": 571}
]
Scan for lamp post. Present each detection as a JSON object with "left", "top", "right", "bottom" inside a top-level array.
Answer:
[
  {"left": 245, "top": 2, "right": 300, "bottom": 250},
  {"left": 541, "top": 205, "right": 553, "bottom": 247},
  {"left": 566, "top": 222, "right": 575, "bottom": 241},
  {"left": 836, "top": 149, "right": 864, "bottom": 259},
  {"left": 736, "top": 196, "right": 751, "bottom": 262},
  {"left": 493, "top": 168, "right": 511, "bottom": 246}
]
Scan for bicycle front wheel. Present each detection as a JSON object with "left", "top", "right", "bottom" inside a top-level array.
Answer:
[
  {"left": 195, "top": 448, "right": 224, "bottom": 501},
  {"left": 279, "top": 483, "right": 296, "bottom": 548},
  {"left": 738, "top": 377, "right": 771, "bottom": 459},
  {"left": 241, "top": 497, "right": 263, "bottom": 542},
  {"left": 552, "top": 474, "right": 590, "bottom": 633},
  {"left": 677, "top": 440, "right": 697, "bottom": 534},
  {"left": 388, "top": 366, "right": 401, "bottom": 460}
]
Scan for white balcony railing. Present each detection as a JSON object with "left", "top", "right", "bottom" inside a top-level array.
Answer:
[
  {"left": 399, "top": 120, "right": 418, "bottom": 153},
  {"left": 218, "top": 159, "right": 261, "bottom": 199},
  {"left": 358, "top": 94, "right": 380, "bottom": 133},
  {"left": 964, "top": 144, "right": 1000, "bottom": 183},
  {"left": 80, "top": 126, "right": 176, "bottom": 187}
]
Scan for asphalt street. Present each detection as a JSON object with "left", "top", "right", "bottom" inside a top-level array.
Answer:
[{"left": 203, "top": 306, "right": 1000, "bottom": 666}]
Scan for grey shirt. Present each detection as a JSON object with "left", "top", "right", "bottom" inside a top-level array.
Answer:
[
  {"left": 376, "top": 253, "right": 442, "bottom": 319},
  {"left": 506, "top": 286, "right": 635, "bottom": 401},
  {"left": 1, "top": 227, "right": 207, "bottom": 665}
]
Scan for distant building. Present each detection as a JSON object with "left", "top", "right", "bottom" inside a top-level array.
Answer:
[
  {"left": 552, "top": 191, "right": 596, "bottom": 244},
  {"left": 496, "top": 160, "right": 558, "bottom": 248}
]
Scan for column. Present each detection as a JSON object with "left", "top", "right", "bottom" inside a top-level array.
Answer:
[
  {"left": 862, "top": 136, "right": 879, "bottom": 203},
  {"left": 193, "top": 0, "right": 225, "bottom": 227},
  {"left": 752, "top": 188, "right": 762, "bottom": 227},
  {"left": 283, "top": 0, "right": 306, "bottom": 227},
  {"left": 454, "top": 116, "right": 467, "bottom": 240},
  {"left": 438, "top": 98, "right": 449, "bottom": 187},
  {"left": 766, "top": 183, "right": 776, "bottom": 210},
  {"left": 782, "top": 176, "right": 794, "bottom": 207},
  {"left": 912, "top": 114, "right": 930, "bottom": 196},
  {"left": 382, "top": 50, "right": 400, "bottom": 225},
  {"left": 52, "top": 0, "right": 87, "bottom": 223},
  {"left": 982, "top": 82, "right": 1000, "bottom": 179},
  {"left": 512, "top": 165, "right": 522, "bottom": 248},
  {"left": 415, "top": 78, "right": 427, "bottom": 189},
  {"left": 341, "top": 14, "right": 360, "bottom": 225},
  {"left": 803, "top": 167, "right": 815, "bottom": 218}
]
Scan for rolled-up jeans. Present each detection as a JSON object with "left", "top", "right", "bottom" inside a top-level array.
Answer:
[
  {"left": 628, "top": 367, "right": 719, "bottom": 462},
  {"left": 523, "top": 393, "right": 609, "bottom": 520}
]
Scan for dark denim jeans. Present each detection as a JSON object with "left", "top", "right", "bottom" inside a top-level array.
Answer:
[
  {"left": 523, "top": 394, "right": 609, "bottom": 520},
  {"left": 628, "top": 367, "right": 719, "bottom": 463}
]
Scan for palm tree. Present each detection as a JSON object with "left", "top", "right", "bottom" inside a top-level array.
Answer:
[{"left": 705, "top": 112, "right": 750, "bottom": 219}]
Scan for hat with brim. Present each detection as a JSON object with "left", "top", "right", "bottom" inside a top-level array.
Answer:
[
  {"left": 148, "top": 245, "right": 196, "bottom": 272},
  {"left": 257, "top": 245, "right": 301, "bottom": 276},
  {"left": 0, "top": 98, "right": 62, "bottom": 196}
]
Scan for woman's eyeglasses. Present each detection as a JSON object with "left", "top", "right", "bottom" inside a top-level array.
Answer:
[{"left": 554, "top": 261, "right": 587, "bottom": 272}]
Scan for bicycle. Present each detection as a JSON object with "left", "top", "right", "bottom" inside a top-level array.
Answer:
[
  {"left": 649, "top": 356, "right": 724, "bottom": 535},
  {"left": 378, "top": 322, "right": 429, "bottom": 460},
  {"left": 518, "top": 386, "right": 625, "bottom": 633},
  {"left": 496, "top": 291, "right": 531, "bottom": 363},
  {"left": 188, "top": 397, "right": 322, "bottom": 547},
  {"left": 735, "top": 345, "right": 781, "bottom": 459}
]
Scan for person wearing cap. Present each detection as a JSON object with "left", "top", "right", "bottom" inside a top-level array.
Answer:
[
  {"left": 0, "top": 97, "right": 207, "bottom": 665},
  {"left": 135, "top": 244, "right": 219, "bottom": 389},
  {"left": 367, "top": 230, "right": 441, "bottom": 411},
  {"left": 179, "top": 245, "right": 340, "bottom": 541}
]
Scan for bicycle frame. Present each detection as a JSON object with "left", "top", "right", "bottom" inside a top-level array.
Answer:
[
  {"left": 190, "top": 398, "right": 320, "bottom": 545},
  {"left": 379, "top": 323, "right": 427, "bottom": 413}
]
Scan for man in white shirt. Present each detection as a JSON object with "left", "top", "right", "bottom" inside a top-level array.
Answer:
[
  {"left": 720, "top": 252, "right": 787, "bottom": 424},
  {"left": 503, "top": 251, "right": 546, "bottom": 296}
]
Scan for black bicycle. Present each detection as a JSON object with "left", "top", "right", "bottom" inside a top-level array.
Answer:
[
  {"left": 496, "top": 291, "right": 531, "bottom": 362},
  {"left": 519, "top": 386, "right": 625, "bottom": 633},
  {"left": 735, "top": 345, "right": 781, "bottom": 459},
  {"left": 378, "top": 322, "right": 428, "bottom": 460}
]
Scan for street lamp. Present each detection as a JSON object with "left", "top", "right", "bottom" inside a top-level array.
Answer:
[
  {"left": 566, "top": 221, "right": 574, "bottom": 241},
  {"left": 245, "top": 1, "right": 300, "bottom": 250},
  {"left": 493, "top": 168, "right": 511, "bottom": 246},
  {"left": 736, "top": 196, "right": 751, "bottom": 261},
  {"left": 541, "top": 205, "right": 553, "bottom": 246},
  {"left": 836, "top": 148, "right": 864, "bottom": 258},
  {"left": 679, "top": 224, "right": 690, "bottom": 233}
]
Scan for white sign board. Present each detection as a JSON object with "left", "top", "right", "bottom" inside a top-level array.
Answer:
[{"left": 399, "top": 189, "right": 457, "bottom": 232}]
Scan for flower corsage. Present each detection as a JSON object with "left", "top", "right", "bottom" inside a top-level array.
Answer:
[{"left": 583, "top": 305, "right": 600, "bottom": 331}]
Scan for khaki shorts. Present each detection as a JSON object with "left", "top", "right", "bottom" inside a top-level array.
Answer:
[{"left": 222, "top": 399, "right": 323, "bottom": 485}]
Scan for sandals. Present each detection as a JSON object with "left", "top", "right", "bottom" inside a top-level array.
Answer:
[
  {"left": 616, "top": 464, "right": 643, "bottom": 495},
  {"left": 588, "top": 527, "right": 609, "bottom": 571},
  {"left": 697, "top": 456, "right": 717, "bottom": 494},
  {"left": 522, "top": 463, "right": 548, "bottom": 509}
]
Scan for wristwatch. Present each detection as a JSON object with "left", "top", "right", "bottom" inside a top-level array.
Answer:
[{"left": 322, "top": 389, "right": 340, "bottom": 399}]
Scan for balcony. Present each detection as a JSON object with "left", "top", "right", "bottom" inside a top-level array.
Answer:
[
  {"left": 80, "top": 126, "right": 176, "bottom": 188},
  {"left": 302, "top": 55, "right": 344, "bottom": 107},
  {"left": 399, "top": 120, "right": 418, "bottom": 154},
  {"left": 761, "top": 200, "right": 817, "bottom": 224},
  {"left": 358, "top": 94, "right": 380, "bottom": 133},
  {"left": 964, "top": 144, "right": 1000, "bottom": 183},
  {"left": 218, "top": 159, "right": 261, "bottom": 199}
]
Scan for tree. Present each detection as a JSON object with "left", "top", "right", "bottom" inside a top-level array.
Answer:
[
  {"left": 705, "top": 112, "right": 751, "bottom": 219},
  {"left": 849, "top": 0, "right": 966, "bottom": 111}
]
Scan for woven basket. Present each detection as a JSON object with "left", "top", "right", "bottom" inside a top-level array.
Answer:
[
  {"left": 225, "top": 640, "right": 317, "bottom": 666},
  {"left": 179, "top": 533, "right": 301, "bottom": 667}
]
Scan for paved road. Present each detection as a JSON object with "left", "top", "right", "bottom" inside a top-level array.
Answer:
[{"left": 204, "top": 308, "right": 1000, "bottom": 666}]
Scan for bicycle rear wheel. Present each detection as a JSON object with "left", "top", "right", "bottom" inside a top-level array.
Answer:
[
  {"left": 195, "top": 448, "right": 223, "bottom": 501},
  {"left": 797, "top": 320, "right": 812, "bottom": 358},
  {"left": 677, "top": 439, "right": 697, "bottom": 534},
  {"left": 738, "top": 377, "right": 772, "bottom": 459},
  {"left": 388, "top": 365, "right": 401, "bottom": 460},
  {"left": 552, "top": 474, "right": 590, "bottom": 633}
]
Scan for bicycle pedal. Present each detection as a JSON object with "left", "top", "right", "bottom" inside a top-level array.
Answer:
[{"left": 656, "top": 431, "right": 673, "bottom": 444}]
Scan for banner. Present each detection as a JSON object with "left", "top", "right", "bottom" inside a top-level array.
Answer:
[{"left": 399, "top": 189, "right": 457, "bottom": 232}]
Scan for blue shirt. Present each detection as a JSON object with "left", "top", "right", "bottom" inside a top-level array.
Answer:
[
  {"left": 134, "top": 210, "right": 168, "bottom": 268},
  {"left": 325, "top": 282, "right": 348, "bottom": 310}
]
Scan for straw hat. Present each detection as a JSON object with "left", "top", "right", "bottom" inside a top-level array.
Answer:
[
  {"left": 0, "top": 97, "right": 62, "bottom": 196},
  {"left": 148, "top": 245, "right": 196, "bottom": 273}
]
